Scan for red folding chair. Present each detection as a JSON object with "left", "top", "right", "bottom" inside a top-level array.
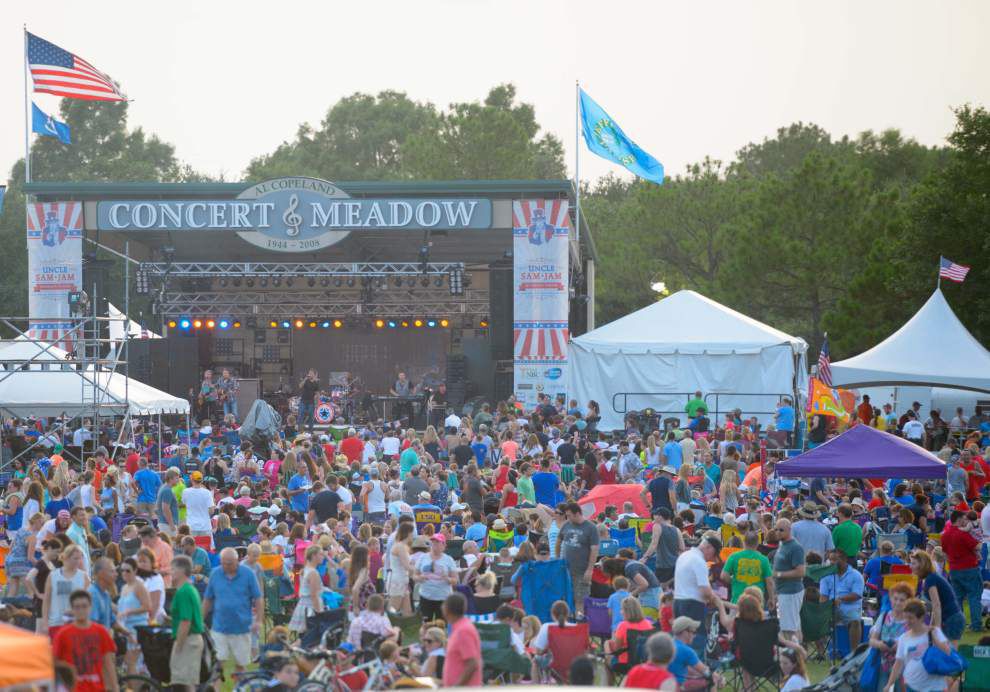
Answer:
[{"left": 547, "top": 622, "right": 590, "bottom": 682}]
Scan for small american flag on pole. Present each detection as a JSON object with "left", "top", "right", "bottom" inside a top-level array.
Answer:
[
  {"left": 817, "top": 334, "right": 832, "bottom": 386},
  {"left": 27, "top": 32, "right": 125, "bottom": 101},
  {"left": 939, "top": 256, "right": 970, "bottom": 283}
]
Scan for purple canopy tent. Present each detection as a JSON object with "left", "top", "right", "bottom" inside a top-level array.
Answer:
[{"left": 776, "top": 424, "right": 946, "bottom": 479}]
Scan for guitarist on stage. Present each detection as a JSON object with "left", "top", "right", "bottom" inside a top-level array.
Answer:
[{"left": 218, "top": 368, "right": 240, "bottom": 421}]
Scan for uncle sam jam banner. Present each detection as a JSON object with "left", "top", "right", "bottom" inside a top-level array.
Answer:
[
  {"left": 27, "top": 202, "right": 83, "bottom": 352},
  {"left": 512, "top": 199, "right": 570, "bottom": 409}
]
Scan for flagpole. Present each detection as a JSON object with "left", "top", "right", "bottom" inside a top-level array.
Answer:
[
  {"left": 937, "top": 256, "right": 942, "bottom": 290},
  {"left": 23, "top": 26, "right": 31, "bottom": 184},
  {"left": 574, "top": 79, "right": 581, "bottom": 249}
]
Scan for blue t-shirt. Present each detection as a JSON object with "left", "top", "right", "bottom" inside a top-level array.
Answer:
[
  {"left": 647, "top": 476, "right": 673, "bottom": 514},
  {"left": 532, "top": 471, "right": 559, "bottom": 507},
  {"left": 470, "top": 442, "right": 488, "bottom": 466},
  {"left": 924, "top": 572, "right": 961, "bottom": 619},
  {"left": 288, "top": 474, "right": 311, "bottom": 513},
  {"left": 464, "top": 523, "right": 487, "bottom": 544},
  {"left": 863, "top": 555, "right": 902, "bottom": 590},
  {"left": 204, "top": 564, "right": 262, "bottom": 634},
  {"left": 89, "top": 515, "right": 108, "bottom": 534},
  {"left": 134, "top": 468, "right": 162, "bottom": 504},
  {"left": 668, "top": 639, "right": 700, "bottom": 683},
  {"left": 663, "top": 442, "right": 683, "bottom": 470},
  {"left": 776, "top": 406, "right": 795, "bottom": 432},
  {"left": 607, "top": 589, "right": 630, "bottom": 632},
  {"left": 44, "top": 498, "right": 71, "bottom": 518}
]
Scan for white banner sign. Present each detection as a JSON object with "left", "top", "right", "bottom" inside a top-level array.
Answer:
[
  {"left": 27, "top": 202, "right": 83, "bottom": 352},
  {"left": 512, "top": 199, "right": 569, "bottom": 409}
]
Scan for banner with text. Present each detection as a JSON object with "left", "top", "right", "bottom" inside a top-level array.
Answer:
[
  {"left": 512, "top": 199, "right": 569, "bottom": 409},
  {"left": 27, "top": 202, "right": 83, "bottom": 352}
]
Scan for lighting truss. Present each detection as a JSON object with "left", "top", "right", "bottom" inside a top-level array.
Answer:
[
  {"left": 156, "top": 288, "right": 489, "bottom": 318},
  {"left": 140, "top": 261, "right": 464, "bottom": 278}
]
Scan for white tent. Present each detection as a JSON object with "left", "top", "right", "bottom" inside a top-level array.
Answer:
[
  {"left": 830, "top": 289, "right": 990, "bottom": 393},
  {"left": 0, "top": 339, "right": 188, "bottom": 417},
  {"left": 568, "top": 290, "right": 809, "bottom": 431},
  {"left": 108, "top": 302, "right": 161, "bottom": 342}
]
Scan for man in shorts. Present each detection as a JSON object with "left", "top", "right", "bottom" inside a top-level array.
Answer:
[
  {"left": 772, "top": 518, "right": 806, "bottom": 642},
  {"left": 170, "top": 556, "right": 205, "bottom": 691},
  {"left": 203, "top": 548, "right": 263, "bottom": 676}
]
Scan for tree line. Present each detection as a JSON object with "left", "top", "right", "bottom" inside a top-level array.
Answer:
[{"left": 1, "top": 85, "right": 986, "bottom": 359}]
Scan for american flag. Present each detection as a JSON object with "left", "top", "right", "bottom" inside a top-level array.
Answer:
[
  {"left": 817, "top": 335, "right": 832, "bottom": 386},
  {"left": 27, "top": 32, "right": 125, "bottom": 101},
  {"left": 939, "top": 256, "right": 970, "bottom": 283}
]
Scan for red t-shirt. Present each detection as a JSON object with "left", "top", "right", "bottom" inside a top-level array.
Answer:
[
  {"left": 624, "top": 662, "right": 675, "bottom": 689},
  {"left": 660, "top": 604, "right": 674, "bottom": 632},
  {"left": 53, "top": 622, "right": 116, "bottom": 692},
  {"left": 443, "top": 617, "right": 482, "bottom": 688},
  {"left": 322, "top": 442, "right": 336, "bottom": 460},
  {"left": 339, "top": 437, "right": 363, "bottom": 463},
  {"left": 867, "top": 497, "right": 884, "bottom": 510},
  {"left": 494, "top": 464, "right": 511, "bottom": 492},
  {"left": 942, "top": 522, "right": 980, "bottom": 571},
  {"left": 125, "top": 452, "right": 140, "bottom": 477},
  {"left": 962, "top": 461, "right": 982, "bottom": 500},
  {"left": 598, "top": 462, "right": 617, "bottom": 485}
]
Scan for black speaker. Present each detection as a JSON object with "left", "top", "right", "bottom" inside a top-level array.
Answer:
[
  {"left": 488, "top": 266, "right": 514, "bottom": 360},
  {"left": 167, "top": 335, "right": 200, "bottom": 400},
  {"left": 126, "top": 339, "right": 169, "bottom": 392}
]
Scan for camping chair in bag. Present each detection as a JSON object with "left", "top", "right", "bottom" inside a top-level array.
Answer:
[
  {"left": 477, "top": 622, "right": 530, "bottom": 683},
  {"left": 961, "top": 644, "right": 990, "bottom": 691},
  {"left": 546, "top": 622, "right": 590, "bottom": 683},
  {"left": 387, "top": 611, "right": 423, "bottom": 646},
  {"left": 725, "top": 618, "right": 781, "bottom": 691},
  {"left": 584, "top": 597, "right": 612, "bottom": 650}
]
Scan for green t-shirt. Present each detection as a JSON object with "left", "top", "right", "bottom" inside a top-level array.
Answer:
[
  {"left": 516, "top": 476, "right": 536, "bottom": 504},
  {"left": 685, "top": 397, "right": 707, "bottom": 417},
  {"left": 831, "top": 520, "right": 863, "bottom": 558},
  {"left": 170, "top": 581, "right": 204, "bottom": 638},
  {"left": 722, "top": 549, "right": 772, "bottom": 602}
]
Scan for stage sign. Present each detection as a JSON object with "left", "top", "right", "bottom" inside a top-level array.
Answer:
[
  {"left": 512, "top": 199, "right": 569, "bottom": 409},
  {"left": 95, "top": 177, "right": 492, "bottom": 252},
  {"left": 27, "top": 202, "right": 83, "bottom": 352}
]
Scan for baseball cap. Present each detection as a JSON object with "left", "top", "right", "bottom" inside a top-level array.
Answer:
[
  {"left": 429, "top": 533, "right": 446, "bottom": 544},
  {"left": 191, "top": 471, "right": 203, "bottom": 481},
  {"left": 419, "top": 491, "right": 432, "bottom": 501},
  {"left": 672, "top": 616, "right": 701, "bottom": 635}
]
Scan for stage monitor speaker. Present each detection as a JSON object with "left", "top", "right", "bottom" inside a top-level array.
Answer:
[
  {"left": 167, "top": 335, "right": 200, "bottom": 400},
  {"left": 234, "top": 378, "right": 261, "bottom": 419},
  {"left": 488, "top": 267, "right": 513, "bottom": 360}
]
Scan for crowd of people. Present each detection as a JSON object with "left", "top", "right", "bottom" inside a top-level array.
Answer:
[{"left": 0, "top": 390, "right": 987, "bottom": 691}]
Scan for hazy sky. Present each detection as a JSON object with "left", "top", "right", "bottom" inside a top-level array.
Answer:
[{"left": 3, "top": 0, "right": 989, "bottom": 184}]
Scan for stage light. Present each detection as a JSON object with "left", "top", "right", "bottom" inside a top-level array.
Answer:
[
  {"left": 346, "top": 278, "right": 356, "bottom": 288},
  {"left": 294, "top": 319, "right": 304, "bottom": 329},
  {"left": 333, "top": 277, "right": 343, "bottom": 288},
  {"left": 232, "top": 278, "right": 242, "bottom": 288},
  {"left": 218, "top": 278, "right": 228, "bottom": 288},
  {"left": 281, "top": 320, "right": 291, "bottom": 329},
  {"left": 218, "top": 319, "right": 229, "bottom": 329},
  {"left": 440, "top": 319, "right": 449, "bottom": 328},
  {"left": 374, "top": 319, "right": 385, "bottom": 329},
  {"left": 269, "top": 320, "right": 278, "bottom": 328},
  {"left": 285, "top": 278, "right": 294, "bottom": 287},
  {"left": 420, "top": 277, "right": 430, "bottom": 287},
  {"left": 259, "top": 278, "right": 269, "bottom": 287},
  {"left": 479, "top": 319, "right": 489, "bottom": 328},
  {"left": 434, "top": 277, "right": 444, "bottom": 288},
  {"left": 245, "top": 278, "right": 255, "bottom": 288},
  {"left": 232, "top": 321, "right": 241, "bottom": 328},
  {"left": 401, "top": 320, "right": 409, "bottom": 328},
  {"left": 393, "top": 277, "right": 404, "bottom": 288},
  {"left": 387, "top": 320, "right": 397, "bottom": 328},
  {"left": 320, "top": 278, "right": 330, "bottom": 288},
  {"left": 308, "top": 321, "right": 317, "bottom": 328},
  {"left": 193, "top": 319, "right": 203, "bottom": 329},
  {"left": 413, "top": 319, "right": 424, "bottom": 328},
  {"left": 167, "top": 320, "right": 177, "bottom": 329},
  {"left": 332, "top": 319, "right": 343, "bottom": 329},
  {"left": 426, "top": 319, "right": 437, "bottom": 328},
  {"left": 374, "top": 278, "right": 385, "bottom": 289},
  {"left": 449, "top": 267, "right": 464, "bottom": 296},
  {"left": 320, "top": 320, "right": 331, "bottom": 328},
  {"left": 406, "top": 278, "right": 416, "bottom": 288},
  {"left": 272, "top": 277, "right": 282, "bottom": 288},
  {"left": 206, "top": 319, "right": 216, "bottom": 329},
  {"left": 307, "top": 278, "right": 316, "bottom": 288},
  {"left": 179, "top": 318, "right": 191, "bottom": 329}
]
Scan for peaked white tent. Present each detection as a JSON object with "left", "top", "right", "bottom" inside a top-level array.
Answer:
[
  {"left": 569, "top": 290, "right": 809, "bottom": 431},
  {"left": 108, "top": 302, "right": 161, "bottom": 342},
  {"left": 831, "top": 289, "right": 990, "bottom": 393}
]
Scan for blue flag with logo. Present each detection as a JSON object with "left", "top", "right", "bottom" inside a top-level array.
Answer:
[
  {"left": 31, "top": 103, "right": 71, "bottom": 145},
  {"left": 579, "top": 89, "right": 663, "bottom": 184},
  {"left": 0, "top": 185, "right": 5, "bottom": 216}
]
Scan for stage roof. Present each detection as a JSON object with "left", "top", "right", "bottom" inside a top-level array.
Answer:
[{"left": 25, "top": 179, "right": 597, "bottom": 266}]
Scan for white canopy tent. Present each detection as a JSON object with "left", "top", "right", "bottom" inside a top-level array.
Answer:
[
  {"left": 568, "top": 290, "right": 809, "bottom": 431},
  {"left": 108, "top": 302, "right": 161, "bottom": 342},
  {"left": 830, "top": 289, "right": 990, "bottom": 393}
]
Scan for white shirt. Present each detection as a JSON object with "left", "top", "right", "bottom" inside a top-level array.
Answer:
[
  {"left": 444, "top": 413, "right": 462, "bottom": 429},
  {"left": 182, "top": 486, "right": 215, "bottom": 532},
  {"left": 902, "top": 420, "right": 924, "bottom": 440},
  {"left": 381, "top": 436, "right": 401, "bottom": 456},
  {"left": 980, "top": 504, "right": 990, "bottom": 542},
  {"left": 680, "top": 437, "right": 697, "bottom": 465},
  {"left": 673, "top": 546, "right": 709, "bottom": 602},
  {"left": 72, "top": 428, "right": 91, "bottom": 446},
  {"left": 362, "top": 441, "right": 377, "bottom": 464},
  {"left": 896, "top": 627, "right": 949, "bottom": 691},
  {"left": 336, "top": 485, "right": 354, "bottom": 506}
]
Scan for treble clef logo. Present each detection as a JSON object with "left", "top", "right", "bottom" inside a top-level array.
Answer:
[{"left": 282, "top": 194, "right": 303, "bottom": 237}]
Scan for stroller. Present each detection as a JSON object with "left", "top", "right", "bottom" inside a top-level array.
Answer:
[{"left": 802, "top": 643, "right": 872, "bottom": 692}]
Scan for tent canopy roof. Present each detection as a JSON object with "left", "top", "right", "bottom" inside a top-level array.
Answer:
[
  {"left": 831, "top": 289, "right": 990, "bottom": 393},
  {"left": 777, "top": 424, "right": 946, "bottom": 479},
  {"left": 572, "top": 290, "right": 808, "bottom": 355}
]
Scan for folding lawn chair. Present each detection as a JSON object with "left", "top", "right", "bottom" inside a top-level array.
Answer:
[
  {"left": 608, "top": 626, "right": 660, "bottom": 685},
  {"left": 725, "top": 617, "right": 782, "bottom": 691},
  {"left": 961, "top": 644, "right": 990, "bottom": 691},
  {"left": 477, "top": 622, "right": 530, "bottom": 682},
  {"left": 387, "top": 611, "right": 423, "bottom": 646},
  {"left": 547, "top": 622, "right": 590, "bottom": 683},
  {"left": 583, "top": 596, "right": 612, "bottom": 649},
  {"left": 801, "top": 597, "right": 835, "bottom": 663}
]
